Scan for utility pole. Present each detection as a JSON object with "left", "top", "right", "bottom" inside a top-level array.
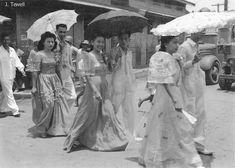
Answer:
[
  {"left": 212, "top": 3, "right": 224, "bottom": 12},
  {"left": 224, "top": 0, "right": 228, "bottom": 11}
]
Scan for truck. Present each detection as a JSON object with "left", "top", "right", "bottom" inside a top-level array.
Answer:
[
  {"left": 198, "top": 26, "right": 235, "bottom": 88},
  {"left": 198, "top": 28, "right": 221, "bottom": 85}
]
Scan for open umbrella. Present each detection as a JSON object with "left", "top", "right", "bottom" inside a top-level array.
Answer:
[
  {"left": 26, "top": 9, "right": 78, "bottom": 41},
  {"left": 87, "top": 9, "right": 148, "bottom": 38},
  {"left": 0, "top": 15, "right": 11, "bottom": 24},
  {"left": 151, "top": 11, "right": 235, "bottom": 36}
]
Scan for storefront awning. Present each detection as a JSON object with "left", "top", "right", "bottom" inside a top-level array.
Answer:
[{"left": 58, "top": 0, "right": 120, "bottom": 11}]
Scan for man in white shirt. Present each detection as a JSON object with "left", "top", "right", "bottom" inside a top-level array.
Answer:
[
  {"left": 55, "top": 24, "right": 76, "bottom": 108},
  {"left": 178, "top": 32, "right": 213, "bottom": 155},
  {"left": 0, "top": 33, "right": 25, "bottom": 117}
]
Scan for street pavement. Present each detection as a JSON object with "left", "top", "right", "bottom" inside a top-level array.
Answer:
[{"left": 0, "top": 77, "right": 234, "bottom": 168}]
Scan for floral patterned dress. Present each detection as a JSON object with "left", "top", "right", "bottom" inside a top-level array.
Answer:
[
  {"left": 139, "top": 51, "right": 203, "bottom": 168},
  {"left": 27, "top": 51, "right": 72, "bottom": 136}
]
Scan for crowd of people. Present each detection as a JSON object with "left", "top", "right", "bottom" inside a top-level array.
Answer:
[{"left": 0, "top": 22, "right": 213, "bottom": 168}]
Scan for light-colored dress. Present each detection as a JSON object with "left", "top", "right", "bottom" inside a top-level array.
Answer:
[
  {"left": 110, "top": 46, "right": 136, "bottom": 135},
  {"left": 64, "top": 52, "right": 128, "bottom": 152},
  {"left": 27, "top": 51, "right": 71, "bottom": 136},
  {"left": 139, "top": 51, "right": 202, "bottom": 168}
]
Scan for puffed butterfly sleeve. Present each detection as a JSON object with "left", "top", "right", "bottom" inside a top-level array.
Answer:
[
  {"left": 147, "top": 51, "right": 178, "bottom": 85},
  {"left": 26, "top": 51, "right": 42, "bottom": 72},
  {"left": 81, "top": 52, "right": 97, "bottom": 76}
]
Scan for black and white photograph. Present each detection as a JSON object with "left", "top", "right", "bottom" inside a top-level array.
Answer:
[{"left": 0, "top": 0, "right": 234, "bottom": 168}]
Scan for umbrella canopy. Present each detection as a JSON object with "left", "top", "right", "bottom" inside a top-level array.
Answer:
[
  {"left": 151, "top": 11, "right": 235, "bottom": 36},
  {"left": 87, "top": 10, "right": 148, "bottom": 38},
  {"left": 27, "top": 9, "right": 78, "bottom": 41},
  {"left": 0, "top": 15, "right": 11, "bottom": 24}
]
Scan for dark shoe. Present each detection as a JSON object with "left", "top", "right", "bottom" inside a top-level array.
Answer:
[
  {"left": 197, "top": 149, "right": 214, "bottom": 156},
  {"left": 13, "top": 113, "right": 20, "bottom": 117},
  {"left": 40, "top": 133, "right": 47, "bottom": 138}
]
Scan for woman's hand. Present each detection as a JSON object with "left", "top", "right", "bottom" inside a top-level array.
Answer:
[
  {"left": 94, "top": 91, "right": 102, "bottom": 102},
  {"left": 31, "top": 87, "right": 37, "bottom": 94}
]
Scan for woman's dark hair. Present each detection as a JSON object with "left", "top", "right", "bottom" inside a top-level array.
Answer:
[
  {"left": 159, "top": 36, "right": 176, "bottom": 52},
  {"left": 37, "top": 32, "right": 57, "bottom": 51},
  {"left": 90, "top": 32, "right": 105, "bottom": 42}
]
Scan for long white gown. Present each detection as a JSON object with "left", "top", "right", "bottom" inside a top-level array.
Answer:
[{"left": 139, "top": 51, "right": 203, "bottom": 168}]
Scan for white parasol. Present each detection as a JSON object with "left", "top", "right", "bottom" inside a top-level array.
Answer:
[
  {"left": 0, "top": 15, "right": 11, "bottom": 24},
  {"left": 26, "top": 9, "right": 78, "bottom": 41},
  {"left": 151, "top": 11, "right": 235, "bottom": 36}
]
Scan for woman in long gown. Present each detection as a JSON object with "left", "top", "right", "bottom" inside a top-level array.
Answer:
[
  {"left": 27, "top": 32, "right": 71, "bottom": 138},
  {"left": 139, "top": 36, "right": 204, "bottom": 168},
  {"left": 64, "top": 34, "right": 128, "bottom": 152}
]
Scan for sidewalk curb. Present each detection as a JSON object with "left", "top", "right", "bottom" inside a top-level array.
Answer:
[{"left": 14, "top": 92, "right": 31, "bottom": 100}]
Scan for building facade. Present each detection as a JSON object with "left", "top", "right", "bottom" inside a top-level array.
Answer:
[{"left": 0, "top": 0, "right": 194, "bottom": 68}]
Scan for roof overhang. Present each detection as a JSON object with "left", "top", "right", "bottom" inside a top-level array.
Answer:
[
  {"left": 58, "top": 0, "right": 120, "bottom": 11},
  {"left": 175, "top": 0, "right": 195, "bottom": 6}
]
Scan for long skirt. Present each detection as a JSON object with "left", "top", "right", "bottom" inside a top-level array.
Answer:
[
  {"left": 139, "top": 85, "right": 202, "bottom": 168},
  {"left": 32, "top": 73, "right": 71, "bottom": 136},
  {"left": 64, "top": 75, "right": 128, "bottom": 152}
]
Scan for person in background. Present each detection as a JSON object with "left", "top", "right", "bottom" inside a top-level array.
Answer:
[
  {"left": 64, "top": 35, "right": 80, "bottom": 81},
  {"left": 109, "top": 30, "right": 136, "bottom": 136},
  {"left": 11, "top": 41, "right": 25, "bottom": 91},
  {"left": 178, "top": 31, "right": 213, "bottom": 156},
  {"left": 0, "top": 33, "right": 25, "bottom": 118},
  {"left": 74, "top": 40, "right": 91, "bottom": 107},
  {"left": 55, "top": 24, "right": 76, "bottom": 108}
]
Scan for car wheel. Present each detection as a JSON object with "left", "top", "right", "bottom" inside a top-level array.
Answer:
[{"left": 206, "top": 61, "right": 220, "bottom": 85}]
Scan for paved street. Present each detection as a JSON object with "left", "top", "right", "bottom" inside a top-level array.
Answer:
[{"left": 0, "top": 78, "right": 234, "bottom": 168}]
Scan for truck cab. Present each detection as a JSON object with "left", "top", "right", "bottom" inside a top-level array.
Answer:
[{"left": 198, "top": 28, "right": 221, "bottom": 85}]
